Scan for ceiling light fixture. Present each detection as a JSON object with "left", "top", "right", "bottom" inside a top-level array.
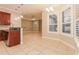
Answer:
[
  {"left": 32, "top": 18, "right": 36, "bottom": 20},
  {"left": 46, "top": 8, "right": 50, "bottom": 12},
  {"left": 49, "top": 7, "right": 54, "bottom": 11},
  {"left": 20, "top": 15, "right": 23, "bottom": 18},
  {"left": 45, "top": 6, "right": 54, "bottom": 12},
  {"left": 16, "top": 17, "right": 20, "bottom": 20}
]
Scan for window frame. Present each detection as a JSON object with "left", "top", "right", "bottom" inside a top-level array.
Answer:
[
  {"left": 62, "top": 8, "right": 71, "bottom": 34},
  {"left": 48, "top": 14, "right": 58, "bottom": 33}
]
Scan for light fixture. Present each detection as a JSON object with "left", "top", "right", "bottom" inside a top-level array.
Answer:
[
  {"left": 49, "top": 7, "right": 54, "bottom": 11},
  {"left": 20, "top": 15, "right": 23, "bottom": 18},
  {"left": 46, "top": 8, "right": 50, "bottom": 12},
  {"left": 15, "top": 16, "right": 20, "bottom": 21},
  {"left": 45, "top": 6, "right": 54, "bottom": 12},
  {"left": 32, "top": 18, "right": 36, "bottom": 20},
  {"left": 17, "top": 17, "right": 20, "bottom": 19}
]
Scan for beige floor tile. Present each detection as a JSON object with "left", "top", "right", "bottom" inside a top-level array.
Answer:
[
  {"left": 0, "top": 41, "right": 8, "bottom": 55},
  {"left": 0, "top": 32, "right": 78, "bottom": 55}
]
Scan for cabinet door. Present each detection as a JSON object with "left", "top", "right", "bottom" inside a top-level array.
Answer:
[
  {"left": 0, "top": 11, "right": 10, "bottom": 25},
  {"left": 3, "top": 13, "right": 10, "bottom": 25},
  {"left": 8, "top": 31, "right": 20, "bottom": 47},
  {"left": 0, "top": 31, "right": 2, "bottom": 41},
  {"left": 0, "top": 12, "right": 3, "bottom": 24}
]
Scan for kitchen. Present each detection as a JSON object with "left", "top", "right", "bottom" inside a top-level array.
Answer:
[
  {"left": 0, "top": 6, "right": 22, "bottom": 47},
  {"left": 0, "top": 4, "right": 79, "bottom": 55}
]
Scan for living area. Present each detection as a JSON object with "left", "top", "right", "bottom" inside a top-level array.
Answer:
[{"left": 0, "top": 4, "right": 79, "bottom": 55}]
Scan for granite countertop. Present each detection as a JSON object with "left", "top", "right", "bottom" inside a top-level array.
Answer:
[{"left": 0, "top": 28, "right": 9, "bottom": 31}]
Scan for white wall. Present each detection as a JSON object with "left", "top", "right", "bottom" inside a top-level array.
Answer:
[
  {"left": 73, "top": 5, "right": 79, "bottom": 48},
  {"left": 42, "top": 4, "right": 77, "bottom": 49}
]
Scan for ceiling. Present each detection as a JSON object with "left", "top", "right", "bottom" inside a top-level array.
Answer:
[
  {"left": 0, "top": 4, "right": 59, "bottom": 20},
  {"left": 0, "top": 4, "right": 52, "bottom": 15}
]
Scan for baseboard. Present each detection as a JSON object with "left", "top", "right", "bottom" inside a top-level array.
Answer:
[{"left": 42, "top": 36, "right": 77, "bottom": 50}]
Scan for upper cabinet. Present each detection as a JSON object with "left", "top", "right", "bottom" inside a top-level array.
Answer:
[{"left": 0, "top": 11, "right": 11, "bottom": 25}]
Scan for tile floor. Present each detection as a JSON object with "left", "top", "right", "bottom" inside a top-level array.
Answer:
[{"left": 0, "top": 32, "right": 78, "bottom": 55}]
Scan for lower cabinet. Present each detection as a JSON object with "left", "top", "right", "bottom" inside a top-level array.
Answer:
[
  {"left": 0, "top": 30, "right": 8, "bottom": 41},
  {"left": 0, "top": 31, "right": 3, "bottom": 41},
  {"left": 0, "top": 28, "right": 20, "bottom": 47},
  {"left": 7, "top": 28, "right": 20, "bottom": 47}
]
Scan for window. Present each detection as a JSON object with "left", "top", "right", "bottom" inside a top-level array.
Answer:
[
  {"left": 49, "top": 14, "right": 57, "bottom": 32},
  {"left": 62, "top": 8, "right": 71, "bottom": 33},
  {"left": 76, "top": 21, "right": 79, "bottom": 37}
]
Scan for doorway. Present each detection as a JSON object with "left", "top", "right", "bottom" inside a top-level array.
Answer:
[{"left": 22, "top": 19, "right": 42, "bottom": 34}]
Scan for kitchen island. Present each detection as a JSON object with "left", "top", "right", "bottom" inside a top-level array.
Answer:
[{"left": 0, "top": 27, "right": 21, "bottom": 47}]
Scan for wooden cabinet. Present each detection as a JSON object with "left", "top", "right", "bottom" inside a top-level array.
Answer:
[
  {"left": 7, "top": 28, "right": 20, "bottom": 47},
  {"left": 0, "top": 28, "right": 20, "bottom": 47},
  {"left": 0, "top": 30, "right": 8, "bottom": 41},
  {"left": 0, "top": 31, "right": 2, "bottom": 41},
  {"left": 0, "top": 11, "right": 10, "bottom": 25}
]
